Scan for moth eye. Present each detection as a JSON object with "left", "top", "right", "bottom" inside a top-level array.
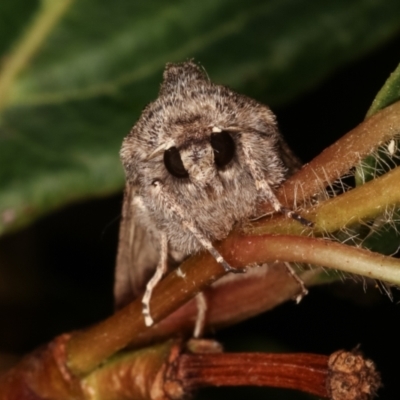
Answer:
[
  {"left": 163, "top": 147, "right": 189, "bottom": 178},
  {"left": 210, "top": 131, "right": 235, "bottom": 168}
]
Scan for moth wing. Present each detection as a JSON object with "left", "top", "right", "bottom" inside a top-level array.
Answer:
[
  {"left": 278, "top": 136, "right": 302, "bottom": 176},
  {"left": 114, "top": 183, "right": 160, "bottom": 309}
]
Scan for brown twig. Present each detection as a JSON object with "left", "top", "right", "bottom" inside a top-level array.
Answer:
[
  {"left": 172, "top": 349, "right": 381, "bottom": 400},
  {"left": 81, "top": 340, "right": 380, "bottom": 400},
  {"left": 66, "top": 233, "right": 400, "bottom": 376},
  {"left": 134, "top": 265, "right": 321, "bottom": 346},
  {"left": 174, "top": 352, "right": 329, "bottom": 397},
  {"left": 0, "top": 338, "right": 380, "bottom": 400},
  {"left": 0, "top": 334, "right": 84, "bottom": 400}
]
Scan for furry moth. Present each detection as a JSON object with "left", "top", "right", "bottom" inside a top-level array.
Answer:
[{"left": 115, "top": 61, "right": 307, "bottom": 327}]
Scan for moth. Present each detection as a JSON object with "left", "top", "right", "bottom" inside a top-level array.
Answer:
[{"left": 115, "top": 61, "right": 308, "bottom": 328}]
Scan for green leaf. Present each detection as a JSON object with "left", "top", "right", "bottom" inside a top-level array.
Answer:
[
  {"left": 354, "top": 64, "right": 400, "bottom": 254},
  {"left": 367, "top": 62, "right": 400, "bottom": 118},
  {"left": 362, "top": 214, "right": 400, "bottom": 256},
  {"left": 356, "top": 63, "right": 400, "bottom": 185},
  {"left": 1, "top": 0, "right": 400, "bottom": 235}
]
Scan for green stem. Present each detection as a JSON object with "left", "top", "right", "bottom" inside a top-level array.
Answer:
[{"left": 249, "top": 164, "right": 400, "bottom": 236}]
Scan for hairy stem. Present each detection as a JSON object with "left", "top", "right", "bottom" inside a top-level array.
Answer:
[
  {"left": 249, "top": 164, "right": 400, "bottom": 236},
  {"left": 270, "top": 100, "right": 400, "bottom": 210},
  {"left": 67, "top": 233, "right": 400, "bottom": 376}
]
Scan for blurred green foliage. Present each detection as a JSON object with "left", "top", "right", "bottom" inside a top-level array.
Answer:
[{"left": 1, "top": 0, "right": 400, "bottom": 235}]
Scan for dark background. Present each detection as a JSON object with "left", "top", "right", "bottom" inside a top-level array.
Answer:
[{"left": 1, "top": 29, "right": 400, "bottom": 400}]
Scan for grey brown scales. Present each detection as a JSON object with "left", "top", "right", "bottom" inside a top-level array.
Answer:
[{"left": 115, "top": 61, "right": 309, "bottom": 330}]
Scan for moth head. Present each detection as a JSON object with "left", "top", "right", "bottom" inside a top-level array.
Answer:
[
  {"left": 121, "top": 61, "right": 289, "bottom": 194},
  {"left": 159, "top": 61, "right": 208, "bottom": 97},
  {"left": 158, "top": 130, "right": 236, "bottom": 194},
  {"left": 163, "top": 129, "right": 235, "bottom": 180}
]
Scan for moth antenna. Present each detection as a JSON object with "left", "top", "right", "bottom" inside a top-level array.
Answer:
[
  {"left": 241, "top": 134, "right": 313, "bottom": 227},
  {"left": 142, "top": 232, "right": 168, "bottom": 326},
  {"left": 146, "top": 139, "right": 176, "bottom": 160},
  {"left": 154, "top": 180, "right": 243, "bottom": 274}
]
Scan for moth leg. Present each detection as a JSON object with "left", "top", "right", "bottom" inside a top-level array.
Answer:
[
  {"left": 142, "top": 232, "right": 168, "bottom": 326},
  {"left": 279, "top": 206, "right": 313, "bottom": 227},
  {"left": 241, "top": 137, "right": 313, "bottom": 227},
  {"left": 181, "top": 220, "right": 244, "bottom": 274},
  {"left": 153, "top": 180, "right": 244, "bottom": 274},
  {"left": 193, "top": 292, "right": 207, "bottom": 338},
  {"left": 284, "top": 262, "right": 308, "bottom": 303}
]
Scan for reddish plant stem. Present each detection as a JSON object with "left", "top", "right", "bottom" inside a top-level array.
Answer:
[
  {"left": 271, "top": 100, "right": 400, "bottom": 210},
  {"left": 140, "top": 265, "right": 320, "bottom": 347},
  {"left": 0, "top": 334, "right": 84, "bottom": 400},
  {"left": 82, "top": 341, "right": 380, "bottom": 400},
  {"left": 175, "top": 352, "right": 329, "bottom": 398},
  {"left": 67, "top": 233, "right": 400, "bottom": 376}
]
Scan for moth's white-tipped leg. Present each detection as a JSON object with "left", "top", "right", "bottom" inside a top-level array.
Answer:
[
  {"left": 181, "top": 221, "right": 244, "bottom": 274},
  {"left": 284, "top": 262, "right": 308, "bottom": 303},
  {"left": 207, "top": 245, "right": 244, "bottom": 274},
  {"left": 194, "top": 292, "right": 207, "bottom": 338},
  {"left": 142, "top": 306, "right": 154, "bottom": 327},
  {"left": 257, "top": 182, "right": 313, "bottom": 227},
  {"left": 279, "top": 206, "right": 313, "bottom": 228},
  {"left": 241, "top": 134, "right": 313, "bottom": 228},
  {"left": 156, "top": 181, "right": 244, "bottom": 275},
  {"left": 142, "top": 233, "right": 168, "bottom": 326}
]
